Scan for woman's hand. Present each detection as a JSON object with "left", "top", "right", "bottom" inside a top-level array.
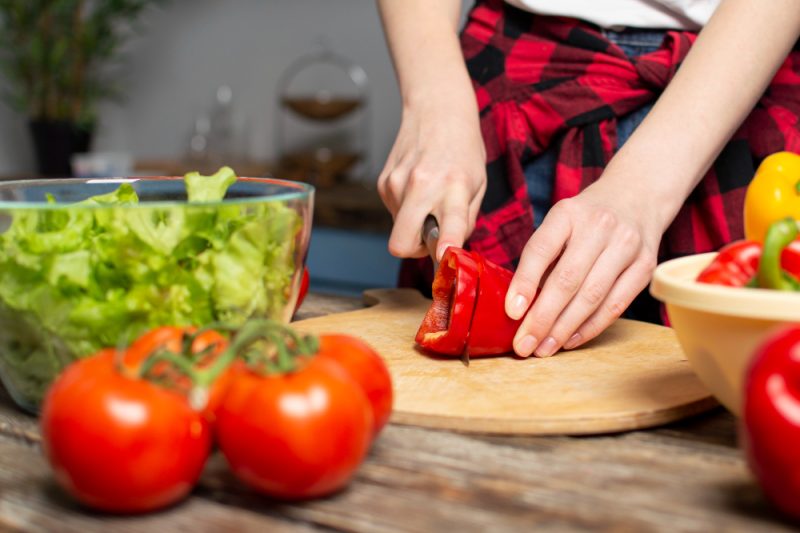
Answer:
[
  {"left": 378, "top": 97, "right": 487, "bottom": 260},
  {"left": 376, "top": 0, "right": 484, "bottom": 261},
  {"left": 505, "top": 178, "right": 662, "bottom": 358},
  {"left": 505, "top": 0, "right": 800, "bottom": 358}
]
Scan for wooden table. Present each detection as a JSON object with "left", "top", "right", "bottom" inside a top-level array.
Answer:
[{"left": 0, "top": 293, "right": 796, "bottom": 532}]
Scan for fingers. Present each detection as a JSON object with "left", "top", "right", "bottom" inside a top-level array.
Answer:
[
  {"left": 533, "top": 238, "right": 641, "bottom": 356},
  {"left": 564, "top": 254, "right": 656, "bottom": 350},
  {"left": 378, "top": 107, "right": 487, "bottom": 260},
  {"left": 377, "top": 156, "right": 411, "bottom": 218},
  {"left": 389, "top": 192, "right": 431, "bottom": 258},
  {"left": 387, "top": 167, "right": 481, "bottom": 260},
  {"left": 434, "top": 184, "right": 476, "bottom": 260},
  {"left": 504, "top": 207, "right": 571, "bottom": 322},
  {"left": 379, "top": 151, "right": 428, "bottom": 258},
  {"left": 511, "top": 219, "right": 605, "bottom": 358},
  {"left": 508, "top": 202, "right": 657, "bottom": 359}
]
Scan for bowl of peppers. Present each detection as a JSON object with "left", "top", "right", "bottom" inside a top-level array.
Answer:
[{"left": 650, "top": 151, "right": 800, "bottom": 416}]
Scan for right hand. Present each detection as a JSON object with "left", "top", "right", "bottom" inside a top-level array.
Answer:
[{"left": 377, "top": 97, "right": 487, "bottom": 261}]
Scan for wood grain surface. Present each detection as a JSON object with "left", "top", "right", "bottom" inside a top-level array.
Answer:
[
  {"left": 0, "top": 292, "right": 794, "bottom": 532},
  {"left": 293, "top": 289, "right": 718, "bottom": 435}
]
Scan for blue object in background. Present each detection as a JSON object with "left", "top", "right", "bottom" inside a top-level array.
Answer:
[{"left": 306, "top": 227, "right": 401, "bottom": 297}]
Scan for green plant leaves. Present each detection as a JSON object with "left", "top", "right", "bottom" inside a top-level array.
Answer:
[{"left": 0, "top": 0, "right": 164, "bottom": 123}]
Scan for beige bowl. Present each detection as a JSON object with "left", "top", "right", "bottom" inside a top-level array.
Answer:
[{"left": 650, "top": 252, "right": 800, "bottom": 416}]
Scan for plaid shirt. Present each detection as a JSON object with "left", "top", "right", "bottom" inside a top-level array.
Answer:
[{"left": 400, "top": 0, "right": 800, "bottom": 298}]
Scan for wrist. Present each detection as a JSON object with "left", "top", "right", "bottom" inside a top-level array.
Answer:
[
  {"left": 400, "top": 84, "right": 481, "bottom": 132},
  {"left": 597, "top": 150, "right": 704, "bottom": 235},
  {"left": 400, "top": 69, "right": 478, "bottom": 114}
]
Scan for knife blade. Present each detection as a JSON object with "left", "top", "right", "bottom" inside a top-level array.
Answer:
[
  {"left": 421, "top": 214, "right": 469, "bottom": 367},
  {"left": 421, "top": 214, "right": 440, "bottom": 272}
]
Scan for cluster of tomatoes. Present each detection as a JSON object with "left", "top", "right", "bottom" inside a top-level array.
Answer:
[{"left": 39, "top": 321, "right": 392, "bottom": 514}]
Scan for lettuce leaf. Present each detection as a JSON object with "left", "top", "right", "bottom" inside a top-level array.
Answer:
[{"left": 0, "top": 167, "right": 301, "bottom": 410}]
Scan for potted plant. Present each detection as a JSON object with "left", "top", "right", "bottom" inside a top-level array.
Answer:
[{"left": 0, "top": 0, "right": 161, "bottom": 176}]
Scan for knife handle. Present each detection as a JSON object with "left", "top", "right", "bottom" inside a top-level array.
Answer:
[{"left": 421, "top": 214, "right": 440, "bottom": 267}]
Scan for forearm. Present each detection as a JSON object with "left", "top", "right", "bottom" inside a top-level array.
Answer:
[
  {"left": 602, "top": 0, "right": 800, "bottom": 231},
  {"left": 376, "top": 0, "right": 475, "bottom": 111}
]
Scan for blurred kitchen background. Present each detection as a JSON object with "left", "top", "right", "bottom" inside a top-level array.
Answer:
[{"left": 0, "top": 0, "right": 455, "bottom": 296}]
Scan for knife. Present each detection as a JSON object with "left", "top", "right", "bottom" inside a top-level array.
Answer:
[
  {"left": 421, "top": 214, "right": 470, "bottom": 367},
  {"left": 421, "top": 214, "right": 440, "bottom": 272}
]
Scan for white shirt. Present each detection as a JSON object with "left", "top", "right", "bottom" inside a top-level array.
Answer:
[{"left": 504, "top": 0, "right": 721, "bottom": 31}]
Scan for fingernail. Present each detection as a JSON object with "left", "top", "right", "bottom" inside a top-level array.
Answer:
[
  {"left": 563, "top": 333, "right": 582, "bottom": 350},
  {"left": 507, "top": 294, "right": 528, "bottom": 319},
  {"left": 436, "top": 243, "right": 452, "bottom": 262},
  {"left": 515, "top": 335, "right": 537, "bottom": 358},
  {"left": 535, "top": 336, "right": 558, "bottom": 358}
]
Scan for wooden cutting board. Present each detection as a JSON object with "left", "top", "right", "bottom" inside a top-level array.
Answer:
[{"left": 293, "top": 289, "right": 717, "bottom": 436}]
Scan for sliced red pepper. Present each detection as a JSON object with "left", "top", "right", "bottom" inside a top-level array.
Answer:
[
  {"left": 415, "top": 248, "right": 479, "bottom": 355},
  {"left": 466, "top": 250, "right": 521, "bottom": 356},
  {"left": 415, "top": 247, "right": 523, "bottom": 357}
]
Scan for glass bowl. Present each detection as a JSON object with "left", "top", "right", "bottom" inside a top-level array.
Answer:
[{"left": 0, "top": 176, "right": 314, "bottom": 413}]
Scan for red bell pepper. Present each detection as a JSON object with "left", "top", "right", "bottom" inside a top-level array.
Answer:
[
  {"left": 696, "top": 218, "right": 800, "bottom": 290},
  {"left": 756, "top": 218, "right": 800, "bottom": 291},
  {"left": 415, "top": 247, "right": 522, "bottom": 357},
  {"left": 296, "top": 267, "right": 310, "bottom": 311},
  {"left": 743, "top": 325, "right": 800, "bottom": 519},
  {"left": 415, "top": 248, "right": 479, "bottom": 355},
  {"left": 695, "top": 240, "right": 762, "bottom": 286}
]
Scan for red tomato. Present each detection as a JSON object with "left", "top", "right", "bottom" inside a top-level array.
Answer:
[
  {"left": 123, "top": 326, "right": 231, "bottom": 422},
  {"left": 215, "top": 356, "right": 373, "bottom": 500},
  {"left": 124, "top": 326, "right": 227, "bottom": 363},
  {"left": 40, "top": 350, "right": 212, "bottom": 514},
  {"left": 316, "top": 334, "right": 393, "bottom": 435}
]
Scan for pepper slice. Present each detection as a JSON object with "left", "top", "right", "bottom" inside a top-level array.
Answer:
[
  {"left": 414, "top": 247, "right": 479, "bottom": 355},
  {"left": 467, "top": 250, "right": 521, "bottom": 355},
  {"left": 415, "top": 247, "right": 523, "bottom": 357}
]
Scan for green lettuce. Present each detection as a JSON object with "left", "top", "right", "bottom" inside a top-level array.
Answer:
[{"left": 0, "top": 167, "right": 302, "bottom": 410}]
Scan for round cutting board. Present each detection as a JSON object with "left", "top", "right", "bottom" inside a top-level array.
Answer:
[{"left": 292, "top": 289, "right": 717, "bottom": 435}]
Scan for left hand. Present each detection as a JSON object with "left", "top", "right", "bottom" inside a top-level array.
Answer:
[
  {"left": 503, "top": 0, "right": 800, "bottom": 359},
  {"left": 505, "top": 179, "right": 662, "bottom": 358}
]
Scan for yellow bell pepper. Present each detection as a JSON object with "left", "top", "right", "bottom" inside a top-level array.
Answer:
[{"left": 744, "top": 151, "right": 800, "bottom": 242}]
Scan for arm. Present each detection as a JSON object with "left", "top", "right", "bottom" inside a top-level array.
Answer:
[
  {"left": 606, "top": 0, "right": 800, "bottom": 232},
  {"left": 507, "top": 0, "right": 800, "bottom": 357},
  {"left": 376, "top": 0, "right": 486, "bottom": 260}
]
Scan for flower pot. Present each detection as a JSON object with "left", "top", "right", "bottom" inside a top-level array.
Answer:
[{"left": 29, "top": 120, "right": 93, "bottom": 177}]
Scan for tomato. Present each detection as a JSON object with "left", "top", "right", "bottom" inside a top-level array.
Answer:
[
  {"left": 40, "top": 350, "right": 212, "bottom": 514},
  {"left": 215, "top": 356, "right": 373, "bottom": 500},
  {"left": 124, "top": 326, "right": 227, "bottom": 364},
  {"left": 316, "top": 334, "right": 393, "bottom": 435},
  {"left": 123, "top": 326, "right": 231, "bottom": 422}
]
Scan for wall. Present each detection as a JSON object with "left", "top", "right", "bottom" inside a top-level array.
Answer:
[
  {"left": 0, "top": 106, "right": 34, "bottom": 175},
  {"left": 0, "top": 0, "right": 405, "bottom": 178}
]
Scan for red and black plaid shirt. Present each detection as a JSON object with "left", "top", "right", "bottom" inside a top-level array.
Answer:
[{"left": 400, "top": 0, "right": 800, "bottom": 305}]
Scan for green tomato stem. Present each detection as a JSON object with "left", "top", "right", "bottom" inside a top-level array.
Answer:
[
  {"left": 137, "top": 319, "right": 321, "bottom": 406},
  {"left": 139, "top": 350, "right": 201, "bottom": 382}
]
